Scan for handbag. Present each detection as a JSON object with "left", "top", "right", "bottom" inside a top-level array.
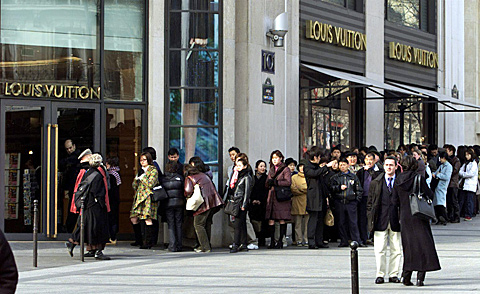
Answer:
[
  {"left": 152, "top": 184, "right": 168, "bottom": 202},
  {"left": 186, "top": 177, "right": 205, "bottom": 211},
  {"left": 275, "top": 186, "right": 293, "bottom": 202},
  {"left": 324, "top": 208, "right": 334, "bottom": 226},
  {"left": 224, "top": 196, "right": 243, "bottom": 216},
  {"left": 272, "top": 166, "right": 292, "bottom": 202},
  {"left": 409, "top": 174, "right": 436, "bottom": 221}
]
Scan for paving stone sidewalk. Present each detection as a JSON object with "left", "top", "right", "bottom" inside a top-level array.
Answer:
[{"left": 11, "top": 217, "right": 480, "bottom": 294}]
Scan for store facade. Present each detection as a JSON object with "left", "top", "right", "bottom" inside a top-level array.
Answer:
[{"left": 0, "top": 1, "right": 147, "bottom": 239}]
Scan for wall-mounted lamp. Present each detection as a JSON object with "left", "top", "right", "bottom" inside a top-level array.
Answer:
[{"left": 266, "top": 12, "right": 288, "bottom": 47}]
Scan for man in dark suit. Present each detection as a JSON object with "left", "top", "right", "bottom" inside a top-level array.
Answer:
[
  {"left": 356, "top": 153, "right": 383, "bottom": 245},
  {"left": 367, "top": 156, "right": 401, "bottom": 284}
]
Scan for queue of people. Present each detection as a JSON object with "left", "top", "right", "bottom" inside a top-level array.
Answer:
[{"left": 59, "top": 142, "right": 480, "bottom": 288}]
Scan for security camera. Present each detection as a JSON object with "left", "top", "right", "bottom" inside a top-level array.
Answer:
[{"left": 266, "top": 12, "right": 288, "bottom": 47}]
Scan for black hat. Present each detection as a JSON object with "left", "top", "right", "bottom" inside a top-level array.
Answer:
[
  {"left": 345, "top": 152, "right": 357, "bottom": 157},
  {"left": 285, "top": 158, "right": 297, "bottom": 167}
]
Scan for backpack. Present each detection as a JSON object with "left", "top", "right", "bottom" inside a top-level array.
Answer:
[{"left": 74, "top": 172, "right": 97, "bottom": 210}]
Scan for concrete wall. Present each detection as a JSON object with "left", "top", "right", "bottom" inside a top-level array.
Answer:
[
  {"left": 233, "top": 0, "right": 300, "bottom": 164},
  {"left": 440, "top": 0, "right": 466, "bottom": 146},
  {"left": 464, "top": 0, "right": 480, "bottom": 145}
]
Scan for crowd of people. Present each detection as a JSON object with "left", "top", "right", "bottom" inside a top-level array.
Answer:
[{"left": 60, "top": 142, "right": 480, "bottom": 286}]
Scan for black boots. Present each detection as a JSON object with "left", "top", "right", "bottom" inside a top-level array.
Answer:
[
  {"left": 275, "top": 224, "right": 287, "bottom": 249},
  {"left": 267, "top": 225, "right": 276, "bottom": 249},
  {"left": 131, "top": 223, "right": 143, "bottom": 246},
  {"left": 140, "top": 225, "right": 155, "bottom": 249}
]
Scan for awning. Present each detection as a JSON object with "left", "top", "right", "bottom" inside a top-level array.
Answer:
[
  {"left": 302, "top": 64, "right": 422, "bottom": 97},
  {"left": 388, "top": 82, "right": 480, "bottom": 111}
]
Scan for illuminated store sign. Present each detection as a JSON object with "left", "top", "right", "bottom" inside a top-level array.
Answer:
[
  {"left": 3, "top": 82, "right": 101, "bottom": 100},
  {"left": 388, "top": 42, "right": 438, "bottom": 69},
  {"left": 305, "top": 20, "right": 366, "bottom": 51}
]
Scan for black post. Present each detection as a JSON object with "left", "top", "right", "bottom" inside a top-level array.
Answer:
[
  {"left": 399, "top": 104, "right": 406, "bottom": 146},
  {"left": 350, "top": 241, "right": 359, "bottom": 294},
  {"left": 33, "top": 200, "right": 39, "bottom": 268},
  {"left": 80, "top": 197, "right": 85, "bottom": 262}
]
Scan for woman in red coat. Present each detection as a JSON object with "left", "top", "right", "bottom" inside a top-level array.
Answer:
[{"left": 265, "top": 150, "right": 292, "bottom": 248}]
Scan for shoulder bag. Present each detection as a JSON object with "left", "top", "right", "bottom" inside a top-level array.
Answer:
[
  {"left": 273, "top": 167, "right": 293, "bottom": 202},
  {"left": 409, "top": 174, "right": 436, "bottom": 221},
  {"left": 186, "top": 177, "right": 205, "bottom": 211},
  {"left": 224, "top": 196, "right": 243, "bottom": 216},
  {"left": 152, "top": 184, "right": 168, "bottom": 202}
]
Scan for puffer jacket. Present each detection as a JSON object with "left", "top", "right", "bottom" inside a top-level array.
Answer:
[
  {"left": 459, "top": 161, "right": 479, "bottom": 193},
  {"left": 161, "top": 172, "right": 185, "bottom": 208},
  {"left": 330, "top": 171, "right": 363, "bottom": 203}
]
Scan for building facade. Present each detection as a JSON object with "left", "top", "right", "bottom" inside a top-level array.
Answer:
[{"left": 1, "top": 0, "right": 479, "bottom": 245}]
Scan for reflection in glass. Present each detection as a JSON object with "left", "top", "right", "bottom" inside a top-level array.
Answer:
[
  {"left": 170, "top": 89, "right": 218, "bottom": 126},
  {"left": 387, "top": 0, "right": 420, "bottom": 29},
  {"left": 106, "top": 108, "right": 142, "bottom": 233},
  {"left": 170, "top": 0, "right": 219, "bottom": 11},
  {"left": 0, "top": 0, "right": 100, "bottom": 88},
  {"left": 384, "top": 99, "right": 423, "bottom": 150},
  {"left": 4, "top": 106, "right": 43, "bottom": 233},
  {"left": 322, "top": 0, "right": 347, "bottom": 7},
  {"left": 169, "top": 51, "right": 219, "bottom": 87},
  {"left": 104, "top": 0, "right": 145, "bottom": 101},
  {"left": 169, "top": 127, "right": 218, "bottom": 165},
  {"left": 300, "top": 79, "right": 353, "bottom": 152},
  {"left": 169, "top": 12, "right": 219, "bottom": 49}
]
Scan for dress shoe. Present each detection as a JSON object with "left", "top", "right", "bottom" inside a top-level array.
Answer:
[
  {"left": 416, "top": 280, "right": 424, "bottom": 286},
  {"left": 375, "top": 277, "right": 384, "bottom": 284},
  {"left": 389, "top": 277, "right": 401, "bottom": 283},
  {"left": 94, "top": 250, "right": 111, "bottom": 260},
  {"left": 238, "top": 244, "right": 249, "bottom": 252},
  {"left": 84, "top": 250, "right": 96, "bottom": 258},
  {"left": 65, "top": 242, "right": 75, "bottom": 257},
  {"left": 308, "top": 245, "right": 318, "bottom": 249},
  {"left": 403, "top": 280, "right": 414, "bottom": 286},
  {"left": 230, "top": 245, "right": 239, "bottom": 253},
  {"left": 450, "top": 218, "right": 460, "bottom": 223},
  {"left": 338, "top": 243, "right": 349, "bottom": 247},
  {"left": 317, "top": 244, "right": 329, "bottom": 248}
]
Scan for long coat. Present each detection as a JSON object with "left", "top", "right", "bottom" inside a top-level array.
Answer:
[
  {"left": 185, "top": 172, "right": 224, "bottom": 217},
  {"left": 433, "top": 161, "right": 452, "bottom": 207},
  {"left": 291, "top": 172, "right": 308, "bottom": 215},
  {"left": 130, "top": 165, "right": 159, "bottom": 220},
  {"left": 392, "top": 171, "right": 441, "bottom": 272},
  {"left": 265, "top": 163, "right": 292, "bottom": 220},
  {"left": 72, "top": 168, "right": 110, "bottom": 245},
  {"left": 303, "top": 160, "right": 329, "bottom": 212},
  {"left": 0, "top": 229, "right": 18, "bottom": 293}
]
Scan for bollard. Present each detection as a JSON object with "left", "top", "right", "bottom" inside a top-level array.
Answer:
[
  {"left": 33, "top": 200, "right": 39, "bottom": 267},
  {"left": 350, "top": 241, "right": 359, "bottom": 294},
  {"left": 80, "top": 197, "right": 85, "bottom": 262}
]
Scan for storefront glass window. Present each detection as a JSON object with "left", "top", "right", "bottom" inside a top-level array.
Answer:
[
  {"left": 0, "top": 0, "right": 100, "bottom": 88},
  {"left": 167, "top": 0, "right": 221, "bottom": 185},
  {"left": 104, "top": 0, "right": 145, "bottom": 101},
  {"left": 384, "top": 99, "right": 424, "bottom": 150},
  {"left": 300, "top": 79, "right": 355, "bottom": 153},
  {"left": 106, "top": 108, "right": 142, "bottom": 232},
  {"left": 322, "top": 0, "right": 357, "bottom": 9},
  {"left": 386, "top": 0, "right": 420, "bottom": 29}
]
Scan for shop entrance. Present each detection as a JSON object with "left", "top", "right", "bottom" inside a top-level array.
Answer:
[{"left": 0, "top": 100, "right": 100, "bottom": 240}]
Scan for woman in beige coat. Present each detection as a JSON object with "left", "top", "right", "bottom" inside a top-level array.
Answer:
[{"left": 291, "top": 160, "right": 309, "bottom": 246}]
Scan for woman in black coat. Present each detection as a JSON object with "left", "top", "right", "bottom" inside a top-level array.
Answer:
[
  {"left": 161, "top": 160, "right": 185, "bottom": 252},
  {"left": 392, "top": 156, "right": 441, "bottom": 287},
  {"left": 249, "top": 160, "right": 269, "bottom": 246}
]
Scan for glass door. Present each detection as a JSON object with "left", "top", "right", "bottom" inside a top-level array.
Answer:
[
  {"left": 1, "top": 100, "right": 50, "bottom": 235},
  {"left": 51, "top": 103, "right": 100, "bottom": 239},
  {"left": 1, "top": 100, "right": 100, "bottom": 239}
]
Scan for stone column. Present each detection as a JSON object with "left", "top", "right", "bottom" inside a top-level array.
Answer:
[{"left": 365, "top": 0, "right": 385, "bottom": 149}]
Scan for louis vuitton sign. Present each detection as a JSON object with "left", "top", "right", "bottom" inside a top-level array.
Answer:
[{"left": 4, "top": 82, "right": 101, "bottom": 100}]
